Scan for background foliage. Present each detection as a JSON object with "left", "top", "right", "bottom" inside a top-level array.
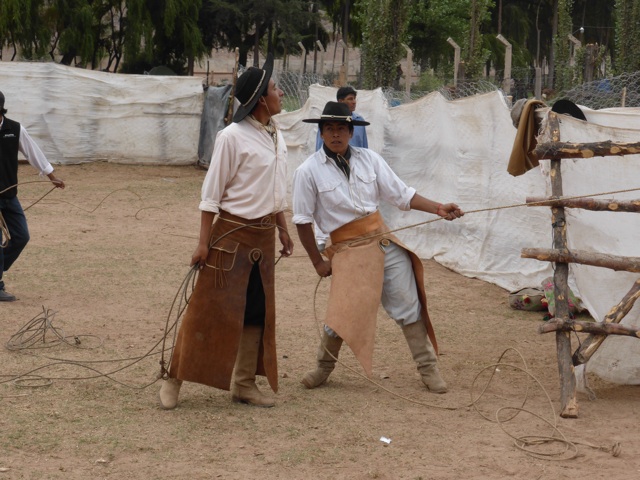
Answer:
[{"left": 0, "top": 0, "right": 633, "bottom": 92}]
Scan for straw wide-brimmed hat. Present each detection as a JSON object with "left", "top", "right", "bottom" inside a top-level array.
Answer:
[
  {"left": 232, "top": 54, "right": 274, "bottom": 123},
  {"left": 302, "top": 101, "right": 370, "bottom": 126}
]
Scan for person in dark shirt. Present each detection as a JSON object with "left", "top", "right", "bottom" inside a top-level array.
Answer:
[{"left": 0, "top": 91, "right": 65, "bottom": 302}]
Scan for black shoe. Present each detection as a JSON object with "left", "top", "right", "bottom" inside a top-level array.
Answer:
[{"left": 0, "top": 289, "right": 16, "bottom": 302}]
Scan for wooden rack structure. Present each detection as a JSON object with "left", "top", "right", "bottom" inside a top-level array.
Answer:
[{"left": 524, "top": 112, "right": 640, "bottom": 418}]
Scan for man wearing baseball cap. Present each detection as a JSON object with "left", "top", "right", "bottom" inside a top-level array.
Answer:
[
  {"left": 159, "top": 54, "right": 294, "bottom": 410},
  {"left": 0, "top": 90, "right": 65, "bottom": 302}
]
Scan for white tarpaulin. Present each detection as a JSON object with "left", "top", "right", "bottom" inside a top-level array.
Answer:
[
  {"left": 278, "top": 85, "right": 553, "bottom": 291},
  {"left": 0, "top": 62, "right": 203, "bottom": 164}
]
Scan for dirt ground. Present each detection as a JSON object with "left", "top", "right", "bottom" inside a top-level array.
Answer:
[{"left": 1, "top": 162, "right": 639, "bottom": 480}]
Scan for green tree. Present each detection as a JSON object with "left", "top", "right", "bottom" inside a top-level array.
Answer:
[
  {"left": 406, "top": 0, "right": 468, "bottom": 79},
  {"left": 317, "top": 0, "right": 363, "bottom": 48},
  {"left": 122, "top": 0, "right": 206, "bottom": 74},
  {"left": 614, "top": 0, "right": 640, "bottom": 73},
  {"left": 99, "top": 1, "right": 127, "bottom": 72},
  {"left": 198, "top": 0, "right": 315, "bottom": 68},
  {"left": 0, "top": 0, "right": 50, "bottom": 60},
  {"left": 552, "top": 0, "right": 573, "bottom": 91},
  {"left": 47, "top": 0, "right": 98, "bottom": 66},
  {"left": 357, "top": 0, "right": 410, "bottom": 88},
  {"left": 464, "top": 0, "right": 494, "bottom": 78}
]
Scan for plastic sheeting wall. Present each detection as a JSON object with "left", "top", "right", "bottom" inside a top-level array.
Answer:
[
  {"left": 197, "top": 84, "right": 232, "bottom": 166},
  {"left": 0, "top": 62, "right": 204, "bottom": 165},
  {"left": 278, "top": 85, "right": 553, "bottom": 292}
]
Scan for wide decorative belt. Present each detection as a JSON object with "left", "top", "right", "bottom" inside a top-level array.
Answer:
[
  {"left": 330, "top": 210, "right": 385, "bottom": 244},
  {"left": 218, "top": 210, "right": 276, "bottom": 228}
]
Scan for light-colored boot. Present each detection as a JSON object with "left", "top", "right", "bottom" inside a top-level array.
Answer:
[
  {"left": 231, "top": 326, "right": 275, "bottom": 407},
  {"left": 158, "top": 378, "right": 183, "bottom": 410},
  {"left": 401, "top": 321, "right": 448, "bottom": 394},
  {"left": 301, "top": 331, "right": 343, "bottom": 389}
]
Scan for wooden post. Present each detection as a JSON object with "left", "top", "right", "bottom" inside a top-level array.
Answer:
[
  {"left": 525, "top": 197, "right": 640, "bottom": 213},
  {"left": 447, "top": 38, "right": 460, "bottom": 87},
  {"left": 402, "top": 43, "right": 413, "bottom": 102},
  {"left": 534, "top": 67, "right": 542, "bottom": 100},
  {"left": 497, "top": 34, "right": 512, "bottom": 95},
  {"left": 224, "top": 47, "right": 240, "bottom": 125},
  {"left": 573, "top": 279, "right": 640, "bottom": 364},
  {"left": 521, "top": 249, "right": 640, "bottom": 272},
  {"left": 550, "top": 157, "right": 579, "bottom": 418},
  {"left": 316, "top": 40, "right": 325, "bottom": 77}
]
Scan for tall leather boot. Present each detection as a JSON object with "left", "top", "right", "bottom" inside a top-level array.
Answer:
[
  {"left": 301, "top": 331, "right": 343, "bottom": 389},
  {"left": 158, "top": 378, "right": 183, "bottom": 410},
  {"left": 231, "top": 326, "right": 275, "bottom": 407},
  {"left": 401, "top": 321, "right": 448, "bottom": 394}
]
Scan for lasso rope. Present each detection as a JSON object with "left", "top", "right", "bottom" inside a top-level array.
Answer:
[
  {"left": 1, "top": 181, "right": 57, "bottom": 247},
  {"left": 311, "top": 278, "right": 621, "bottom": 459},
  {"left": 158, "top": 218, "right": 287, "bottom": 378},
  {"left": 1, "top": 181, "right": 140, "bottom": 247},
  {"left": 3, "top": 182, "right": 632, "bottom": 460},
  {"left": 347, "top": 185, "right": 640, "bottom": 246},
  {"left": 306, "top": 183, "right": 639, "bottom": 459},
  {"left": 1, "top": 304, "right": 167, "bottom": 389}
]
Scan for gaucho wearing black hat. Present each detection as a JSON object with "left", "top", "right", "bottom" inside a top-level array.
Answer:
[
  {"left": 303, "top": 101, "right": 370, "bottom": 127},
  {"left": 158, "top": 52, "right": 292, "bottom": 411},
  {"left": 292, "top": 99, "right": 464, "bottom": 396}
]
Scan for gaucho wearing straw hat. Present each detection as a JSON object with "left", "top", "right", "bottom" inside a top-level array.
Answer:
[
  {"left": 159, "top": 54, "right": 294, "bottom": 410},
  {"left": 292, "top": 100, "right": 464, "bottom": 393}
]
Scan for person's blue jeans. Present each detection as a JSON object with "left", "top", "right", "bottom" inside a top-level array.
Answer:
[{"left": 0, "top": 196, "right": 30, "bottom": 290}]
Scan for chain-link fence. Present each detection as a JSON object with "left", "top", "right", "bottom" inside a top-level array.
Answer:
[
  {"left": 555, "top": 71, "right": 640, "bottom": 109},
  {"left": 272, "top": 69, "right": 509, "bottom": 110},
  {"left": 267, "top": 64, "right": 639, "bottom": 112}
]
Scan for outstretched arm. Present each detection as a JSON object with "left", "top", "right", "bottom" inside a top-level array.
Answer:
[{"left": 409, "top": 193, "right": 464, "bottom": 221}]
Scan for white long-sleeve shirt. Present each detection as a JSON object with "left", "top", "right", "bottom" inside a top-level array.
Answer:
[
  {"left": 292, "top": 146, "right": 416, "bottom": 234},
  {"left": 199, "top": 117, "right": 288, "bottom": 218}
]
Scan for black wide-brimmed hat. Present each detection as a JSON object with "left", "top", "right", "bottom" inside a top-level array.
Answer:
[
  {"left": 0, "top": 91, "right": 6, "bottom": 114},
  {"left": 302, "top": 101, "right": 370, "bottom": 126},
  {"left": 551, "top": 98, "right": 586, "bottom": 121},
  {"left": 232, "top": 54, "right": 274, "bottom": 123}
]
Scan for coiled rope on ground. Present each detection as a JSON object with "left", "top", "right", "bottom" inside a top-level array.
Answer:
[{"left": 2, "top": 183, "right": 634, "bottom": 460}]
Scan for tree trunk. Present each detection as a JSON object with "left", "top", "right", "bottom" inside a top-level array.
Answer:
[{"left": 548, "top": 0, "right": 558, "bottom": 89}]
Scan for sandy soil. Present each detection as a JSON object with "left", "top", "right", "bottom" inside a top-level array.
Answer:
[{"left": 1, "top": 163, "right": 638, "bottom": 480}]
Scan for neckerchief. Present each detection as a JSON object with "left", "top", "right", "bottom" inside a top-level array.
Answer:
[
  {"left": 248, "top": 114, "right": 278, "bottom": 149},
  {"left": 323, "top": 144, "right": 351, "bottom": 180}
]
